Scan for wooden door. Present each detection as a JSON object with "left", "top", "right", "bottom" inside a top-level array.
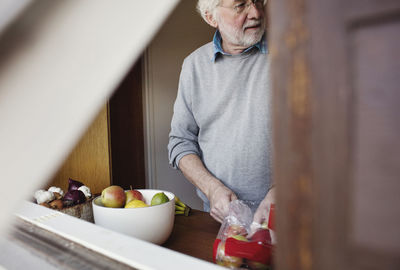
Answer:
[
  {"left": 46, "top": 105, "right": 111, "bottom": 195},
  {"left": 109, "top": 57, "right": 146, "bottom": 190},
  {"left": 270, "top": 0, "right": 400, "bottom": 269}
]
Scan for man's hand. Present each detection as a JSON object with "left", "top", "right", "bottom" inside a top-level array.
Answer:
[
  {"left": 208, "top": 183, "right": 237, "bottom": 223},
  {"left": 178, "top": 154, "right": 237, "bottom": 223},
  {"left": 253, "top": 186, "right": 275, "bottom": 225}
]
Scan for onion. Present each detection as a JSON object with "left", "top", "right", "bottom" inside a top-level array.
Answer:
[
  {"left": 68, "top": 178, "right": 84, "bottom": 191},
  {"left": 62, "top": 190, "right": 86, "bottom": 206}
]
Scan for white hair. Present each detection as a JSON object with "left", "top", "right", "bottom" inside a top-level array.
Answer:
[
  {"left": 197, "top": 0, "right": 268, "bottom": 23},
  {"left": 196, "top": 0, "right": 221, "bottom": 22}
]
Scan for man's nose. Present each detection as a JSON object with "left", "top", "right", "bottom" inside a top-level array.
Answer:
[{"left": 247, "top": 2, "right": 263, "bottom": 19}]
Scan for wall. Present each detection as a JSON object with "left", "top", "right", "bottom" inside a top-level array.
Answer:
[{"left": 144, "top": 1, "right": 214, "bottom": 210}]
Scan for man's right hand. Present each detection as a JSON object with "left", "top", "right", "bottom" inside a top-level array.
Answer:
[
  {"left": 208, "top": 182, "right": 237, "bottom": 223},
  {"left": 178, "top": 154, "right": 237, "bottom": 223}
]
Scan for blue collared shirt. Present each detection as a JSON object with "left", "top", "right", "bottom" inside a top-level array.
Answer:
[{"left": 212, "top": 30, "right": 267, "bottom": 62}]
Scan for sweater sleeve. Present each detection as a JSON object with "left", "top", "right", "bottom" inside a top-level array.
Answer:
[{"left": 168, "top": 60, "right": 201, "bottom": 169}]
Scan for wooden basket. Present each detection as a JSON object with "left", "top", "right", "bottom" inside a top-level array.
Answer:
[{"left": 58, "top": 197, "right": 94, "bottom": 223}]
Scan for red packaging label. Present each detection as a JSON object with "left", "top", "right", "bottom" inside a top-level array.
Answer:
[
  {"left": 225, "top": 237, "right": 272, "bottom": 264},
  {"left": 213, "top": 235, "right": 273, "bottom": 265},
  {"left": 268, "top": 204, "right": 275, "bottom": 230},
  {"left": 213, "top": 239, "right": 221, "bottom": 263}
]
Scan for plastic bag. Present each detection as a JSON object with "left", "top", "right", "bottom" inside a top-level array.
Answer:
[{"left": 213, "top": 200, "right": 274, "bottom": 270}]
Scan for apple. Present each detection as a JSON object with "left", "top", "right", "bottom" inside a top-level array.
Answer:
[
  {"left": 125, "top": 189, "right": 143, "bottom": 204},
  {"left": 101, "top": 185, "right": 126, "bottom": 208},
  {"left": 215, "top": 241, "right": 243, "bottom": 268},
  {"left": 231, "top": 234, "right": 248, "bottom": 242},
  {"left": 225, "top": 224, "right": 247, "bottom": 238},
  {"left": 261, "top": 221, "right": 268, "bottom": 229}
]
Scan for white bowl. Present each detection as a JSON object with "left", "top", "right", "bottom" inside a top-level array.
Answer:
[{"left": 92, "top": 189, "right": 175, "bottom": 245}]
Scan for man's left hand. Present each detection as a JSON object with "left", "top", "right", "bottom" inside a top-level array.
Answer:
[{"left": 253, "top": 186, "right": 275, "bottom": 225}]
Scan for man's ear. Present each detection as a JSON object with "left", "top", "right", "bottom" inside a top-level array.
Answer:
[{"left": 205, "top": 11, "right": 218, "bottom": 28}]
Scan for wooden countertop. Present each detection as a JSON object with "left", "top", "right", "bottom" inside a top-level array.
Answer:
[{"left": 163, "top": 209, "right": 221, "bottom": 263}]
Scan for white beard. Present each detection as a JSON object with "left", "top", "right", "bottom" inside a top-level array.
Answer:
[{"left": 216, "top": 14, "right": 265, "bottom": 48}]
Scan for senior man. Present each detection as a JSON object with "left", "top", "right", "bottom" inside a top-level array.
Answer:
[{"left": 168, "top": 0, "right": 274, "bottom": 225}]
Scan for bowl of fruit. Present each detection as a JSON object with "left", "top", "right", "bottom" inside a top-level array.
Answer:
[{"left": 92, "top": 185, "right": 175, "bottom": 245}]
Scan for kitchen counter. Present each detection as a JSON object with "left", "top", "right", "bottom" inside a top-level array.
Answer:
[
  {"left": 10, "top": 201, "right": 223, "bottom": 270},
  {"left": 163, "top": 209, "right": 221, "bottom": 263}
]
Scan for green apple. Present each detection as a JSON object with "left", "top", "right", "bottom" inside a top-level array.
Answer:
[
  {"left": 231, "top": 234, "right": 248, "bottom": 242},
  {"left": 151, "top": 192, "right": 169, "bottom": 206},
  {"left": 101, "top": 185, "right": 126, "bottom": 208}
]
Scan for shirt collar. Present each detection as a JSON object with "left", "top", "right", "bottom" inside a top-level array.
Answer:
[{"left": 212, "top": 30, "right": 267, "bottom": 62}]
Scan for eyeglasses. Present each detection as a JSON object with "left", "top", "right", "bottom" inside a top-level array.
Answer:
[{"left": 218, "top": 0, "right": 266, "bottom": 15}]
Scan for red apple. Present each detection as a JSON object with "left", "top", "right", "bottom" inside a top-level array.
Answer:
[
  {"left": 125, "top": 189, "right": 144, "bottom": 204},
  {"left": 101, "top": 185, "right": 126, "bottom": 208},
  {"left": 215, "top": 241, "right": 243, "bottom": 268}
]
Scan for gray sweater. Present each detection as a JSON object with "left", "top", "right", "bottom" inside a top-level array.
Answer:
[{"left": 168, "top": 41, "right": 272, "bottom": 211}]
